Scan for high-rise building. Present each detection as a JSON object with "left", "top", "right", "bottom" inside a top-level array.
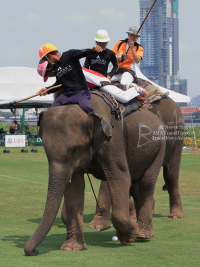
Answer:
[
  {"left": 192, "top": 95, "right": 200, "bottom": 108},
  {"left": 139, "top": 0, "right": 187, "bottom": 100}
]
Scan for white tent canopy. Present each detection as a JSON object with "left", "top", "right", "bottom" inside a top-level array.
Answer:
[
  {"left": 0, "top": 67, "right": 56, "bottom": 109},
  {"left": 0, "top": 66, "right": 190, "bottom": 110}
]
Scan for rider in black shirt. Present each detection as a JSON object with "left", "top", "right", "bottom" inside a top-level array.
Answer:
[
  {"left": 37, "top": 43, "right": 103, "bottom": 113},
  {"left": 83, "top": 30, "right": 118, "bottom": 79}
]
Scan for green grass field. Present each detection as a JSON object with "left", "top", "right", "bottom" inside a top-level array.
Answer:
[{"left": 0, "top": 147, "right": 200, "bottom": 267}]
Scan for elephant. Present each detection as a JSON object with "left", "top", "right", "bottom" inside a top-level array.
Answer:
[
  {"left": 24, "top": 93, "right": 166, "bottom": 256},
  {"left": 86, "top": 96, "right": 185, "bottom": 230}
]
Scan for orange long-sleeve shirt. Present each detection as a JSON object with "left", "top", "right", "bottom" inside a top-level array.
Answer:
[{"left": 112, "top": 40, "right": 144, "bottom": 71}]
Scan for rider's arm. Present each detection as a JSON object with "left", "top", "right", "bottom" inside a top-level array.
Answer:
[
  {"left": 83, "top": 56, "right": 91, "bottom": 69},
  {"left": 69, "top": 46, "right": 103, "bottom": 60},
  {"left": 37, "top": 81, "right": 61, "bottom": 95},
  {"left": 130, "top": 44, "right": 144, "bottom": 64},
  {"left": 109, "top": 52, "right": 118, "bottom": 78}
]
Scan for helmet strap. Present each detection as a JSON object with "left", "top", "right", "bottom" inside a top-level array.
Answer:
[{"left": 45, "top": 55, "right": 55, "bottom": 65}]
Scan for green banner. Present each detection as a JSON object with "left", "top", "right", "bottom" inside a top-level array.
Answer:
[
  {"left": 20, "top": 109, "right": 25, "bottom": 134},
  {"left": 0, "top": 135, "right": 5, "bottom": 146}
]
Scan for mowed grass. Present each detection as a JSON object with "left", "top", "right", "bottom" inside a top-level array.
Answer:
[{"left": 0, "top": 147, "right": 200, "bottom": 267}]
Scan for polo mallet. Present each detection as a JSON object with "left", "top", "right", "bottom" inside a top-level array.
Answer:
[
  {"left": 137, "top": 0, "right": 158, "bottom": 35},
  {"left": 121, "top": 0, "right": 158, "bottom": 62},
  {"left": 10, "top": 84, "right": 62, "bottom": 106},
  {"left": 87, "top": 173, "right": 113, "bottom": 232}
]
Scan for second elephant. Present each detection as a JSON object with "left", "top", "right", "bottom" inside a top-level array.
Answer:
[{"left": 86, "top": 96, "right": 185, "bottom": 230}]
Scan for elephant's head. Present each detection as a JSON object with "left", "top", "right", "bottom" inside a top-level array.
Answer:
[
  {"left": 24, "top": 105, "right": 112, "bottom": 256},
  {"left": 39, "top": 106, "right": 112, "bottom": 172}
]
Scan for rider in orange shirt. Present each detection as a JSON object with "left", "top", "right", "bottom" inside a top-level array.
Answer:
[{"left": 111, "top": 26, "right": 144, "bottom": 88}]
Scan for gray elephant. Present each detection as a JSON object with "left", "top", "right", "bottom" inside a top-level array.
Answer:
[
  {"left": 24, "top": 94, "right": 166, "bottom": 256},
  {"left": 87, "top": 96, "right": 185, "bottom": 230}
]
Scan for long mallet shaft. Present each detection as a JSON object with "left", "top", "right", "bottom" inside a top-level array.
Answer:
[
  {"left": 136, "top": 0, "right": 158, "bottom": 35},
  {"left": 14, "top": 84, "right": 62, "bottom": 104},
  {"left": 124, "top": 0, "right": 158, "bottom": 58}
]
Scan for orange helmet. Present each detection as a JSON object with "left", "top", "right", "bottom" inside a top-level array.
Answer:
[{"left": 38, "top": 43, "right": 57, "bottom": 63}]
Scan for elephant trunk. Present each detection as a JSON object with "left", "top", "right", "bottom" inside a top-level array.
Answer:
[{"left": 24, "top": 164, "right": 70, "bottom": 256}]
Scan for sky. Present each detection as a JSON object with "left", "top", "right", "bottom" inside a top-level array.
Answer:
[{"left": 0, "top": 0, "right": 199, "bottom": 99}]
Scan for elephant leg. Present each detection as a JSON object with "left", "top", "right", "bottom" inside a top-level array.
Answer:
[
  {"left": 88, "top": 180, "right": 111, "bottom": 229},
  {"left": 131, "top": 179, "right": 155, "bottom": 239},
  {"left": 61, "top": 202, "right": 67, "bottom": 225},
  {"left": 105, "top": 167, "right": 137, "bottom": 244},
  {"left": 60, "top": 172, "right": 88, "bottom": 252},
  {"left": 130, "top": 195, "right": 155, "bottom": 217},
  {"left": 163, "top": 142, "right": 184, "bottom": 218},
  {"left": 129, "top": 198, "right": 136, "bottom": 221},
  {"left": 131, "top": 147, "right": 165, "bottom": 239}
]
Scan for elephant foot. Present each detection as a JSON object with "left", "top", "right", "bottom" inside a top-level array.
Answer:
[
  {"left": 117, "top": 230, "right": 137, "bottom": 245},
  {"left": 116, "top": 219, "right": 137, "bottom": 244},
  {"left": 60, "top": 240, "right": 88, "bottom": 252},
  {"left": 88, "top": 215, "right": 111, "bottom": 229},
  {"left": 135, "top": 219, "right": 154, "bottom": 239},
  {"left": 168, "top": 209, "right": 184, "bottom": 219},
  {"left": 136, "top": 228, "right": 154, "bottom": 239},
  {"left": 24, "top": 248, "right": 39, "bottom": 256}
]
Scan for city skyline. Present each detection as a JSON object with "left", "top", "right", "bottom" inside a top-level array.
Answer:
[
  {"left": 0, "top": 0, "right": 199, "bottom": 98},
  {"left": 139, "top": 0, "right": 187, "bottom": 99}
]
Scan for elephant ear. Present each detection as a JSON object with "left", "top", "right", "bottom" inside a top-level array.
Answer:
[
  {"left": 89, "top": 113, "right": 112, "bottom": 153},
  {"left": 38, "top": 111, "right": 45, "bottom": 138}
]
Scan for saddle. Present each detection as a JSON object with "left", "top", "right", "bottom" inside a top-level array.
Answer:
[
  {"left": 91, "top": 89, "right": 142, "bottom": 128},
  {"left": 144, "top": 84, "right": 168, "bottom": 103},
  {"left": 91, "top": 82, "right": 167, "bottom": 128}
]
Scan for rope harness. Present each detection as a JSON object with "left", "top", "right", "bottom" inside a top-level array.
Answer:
[{"left": 91, "top": 89, "right": 123, "bottom": 128}]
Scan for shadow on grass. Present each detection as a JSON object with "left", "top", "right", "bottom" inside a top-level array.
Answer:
[
  {"left": 2, "top": 229, "right": 136, "bottom": 256},
  {"left": 135, "top": 239, "right": 150, "bottom": 243},
  {"left": 27, "top": 217, "right": 66, "bottom": 229},
  {"left": 2, "top": 213, "right": 154, "bottom": 255},
  {"left": 2, "top": 234, "right": 66, "bottom": 256},
  {"left": 153, "top": 213, "right": 168, "bottom": 218},
  {"left": 26, "top": 213, "right": 109, "bottom": 228}
]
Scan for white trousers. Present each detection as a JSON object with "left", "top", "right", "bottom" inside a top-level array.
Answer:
[
  {"left": 100, "top": 85, "right": 139, "bottom": 103},
  {"left": 111, "top": 72, "right": 134, "bottom": 87},
  {"left": 83, "top": 68, "right": 138, "bottom": 103}
]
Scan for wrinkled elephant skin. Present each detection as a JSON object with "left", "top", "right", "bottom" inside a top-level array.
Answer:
[
  {"left": 88, "top": 96, "right": 184, "bottom": 230},
  {"left": 24, "top": 95, "right": 165, "bottom": 255}
]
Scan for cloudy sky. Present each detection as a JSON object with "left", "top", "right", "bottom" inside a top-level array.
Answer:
[{"left": 0, "top": 0, "right": 199, "bottom": 98}]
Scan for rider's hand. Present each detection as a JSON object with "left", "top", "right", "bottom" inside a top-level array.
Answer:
[
  {"left": 37, "top": 88, "right": 47, "bottom": 96},
  {"left": 129, "top": 41, "right": 135, "bottom": 48},
  {"left": 93, "top": 45, "right": 103, "bottom": 52},
  {"left": 107, "top": 76, "right": 111, "bottom": 81}
]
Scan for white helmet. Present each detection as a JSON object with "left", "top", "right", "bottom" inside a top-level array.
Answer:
[{"left": 94, "top": 29, "right": 110, "bottom": 42}]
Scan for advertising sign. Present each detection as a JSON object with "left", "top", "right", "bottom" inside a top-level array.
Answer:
[{"left": 5, "top": 135, "right": 26, "bottom": 148}]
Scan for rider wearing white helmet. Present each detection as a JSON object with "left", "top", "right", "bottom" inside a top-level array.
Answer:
[{"left": 84, "top": 29, "right": 118, "bottom": 80}]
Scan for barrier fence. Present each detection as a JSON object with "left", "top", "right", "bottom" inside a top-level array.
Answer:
[{"left": 0, "top": 134, "right": 42, "bottom": 147}]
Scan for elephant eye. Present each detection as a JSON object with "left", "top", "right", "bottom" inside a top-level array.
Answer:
[{"left": 71, "top": 147, "right": 79, "bottom": 156}]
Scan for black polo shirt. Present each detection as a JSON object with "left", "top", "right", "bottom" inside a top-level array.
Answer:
[
  {"left": 47, "top": 49, "right": 96, "bottom": 94},
  {"left": 83, "top": 49, "right": 118, "bottom": 77}
]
